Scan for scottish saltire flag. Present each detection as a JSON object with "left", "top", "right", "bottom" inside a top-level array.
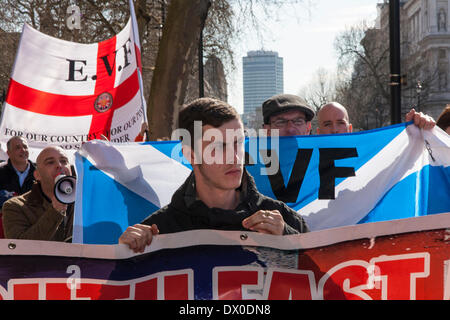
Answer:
[
  {"left": 73, "top": 139, "right": 192, "bottom": 244},
  {"left": 247, "top": 123, "right": 450, "bottom": 231},
  {"left": 0, "top": 15, "right": 145, "bottom": 152},
  {"left": 73, "top": 123, "right": 450, "bottom": 244}
]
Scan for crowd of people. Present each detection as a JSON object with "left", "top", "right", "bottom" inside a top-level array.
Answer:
[{"left": 0, "top": 94, "right": 447, "bottom": 253}]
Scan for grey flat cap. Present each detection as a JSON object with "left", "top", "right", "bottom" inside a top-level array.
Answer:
[{"left": 262, "top": 94, "right": 315, "bottom": 124}]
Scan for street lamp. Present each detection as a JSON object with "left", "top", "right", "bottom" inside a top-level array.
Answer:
[{"left": 416, "top": 81, "right": 422, "bottom": 112}]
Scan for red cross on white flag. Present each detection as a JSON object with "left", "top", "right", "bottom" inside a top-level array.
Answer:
[{"left": 0, "top": 13, "right": 146, "bottom": 155}]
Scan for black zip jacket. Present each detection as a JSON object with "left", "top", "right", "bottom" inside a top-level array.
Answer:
[
  {"left": 141, "top": 170, "right": 309, "bottom": 235},
  {"left": 0, "top": 159, "right": 36, "bottom": 196}
]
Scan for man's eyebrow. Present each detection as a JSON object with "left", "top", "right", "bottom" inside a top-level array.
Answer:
[
  {"left": 43, "top": 156, "right": 56, "bottom": 162},
  {"left": 43, "top": 156, "right": 68, "bottom": 162}
]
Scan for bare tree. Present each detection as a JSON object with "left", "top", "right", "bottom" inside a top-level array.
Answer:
[
  {"left": 0, "top": 0, "right": 312, "bottom": 138},
  {"left": 333, "top": 21, "right": 391, "bottom": 130},
  {"left": 146, "top": 0, "right": 211, "bottom": 139},
  {"left": 299, "top": 67, "right": 336, "bottom": 111},
  {"left": 333, "top": 18, "right": 442, "bottom": 131}
]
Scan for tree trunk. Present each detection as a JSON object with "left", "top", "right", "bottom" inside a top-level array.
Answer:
[
  {"left": 147, "top": 0, "right": 211, "bottom": 140},
  {"left": 134, "top": 0, "right": 149, "bottom": 46}
]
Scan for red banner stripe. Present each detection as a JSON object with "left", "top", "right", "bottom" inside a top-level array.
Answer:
[
  {"left": 135, "top": 43, "right": 142, "bottom": 73},
  {"left": 89, "top": 36, "right": 118, "bottom": 137},
  {"left": 5, "top": 70, "right": 139, "bottom": 117},
  {"left": 94, "top": 36, "right": 117, "bottom": 95}
]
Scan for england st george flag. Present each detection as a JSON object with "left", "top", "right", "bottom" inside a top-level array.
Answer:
[{"left": 0, "top": 15, "right": 145, "bottom": 155}]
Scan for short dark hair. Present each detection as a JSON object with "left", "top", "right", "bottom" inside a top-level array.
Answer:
[
  {"left": 178, "top": 97, "right": 240, "bottom": 145},
  {"left": 437, "top": 105, "right": 450, "bottom": 132}
]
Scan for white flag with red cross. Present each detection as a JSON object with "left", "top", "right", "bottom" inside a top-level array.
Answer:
[{"left": 0, "top": 16, "right": 146, "bottom": 155}]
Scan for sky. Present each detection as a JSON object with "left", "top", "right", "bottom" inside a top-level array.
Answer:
[{"left": 227, "top": 0, "right": 381, "bottom": 114}]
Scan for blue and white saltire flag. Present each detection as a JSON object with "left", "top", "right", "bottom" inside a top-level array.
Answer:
[{"left": 73, "top": 122, "right": 450, "bottom": 244}]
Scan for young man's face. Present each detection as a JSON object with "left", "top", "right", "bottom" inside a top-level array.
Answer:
[
  {"left": 263, "top": 110, "right": 311, "bottom": 136},
  {"left": 34, "top": 147, "right": 72, "bottom": 189},
  {"left": 191, "top": 118, "right": 245, "bottom": 191},
  {"left": 7, "top": 137, "right": 29, "bottom": 167}
]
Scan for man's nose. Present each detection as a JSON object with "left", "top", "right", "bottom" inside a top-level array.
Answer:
[
  {"left": 286, "top": 123, "right": 300, "bottom": 134},
  {"left": 331, "top": 124, "right": 338, "bottom": 133},
  {"left": 286, "top": 120, "right": 297, "bottom": 129},
  {"left": 56, "top": 161, "right": 66, "bottom": 172},
  {"left": 235, "top": 146, "right": 245, "bottom": 164},
  {"left": 226, "top": 145, "right": 244, "bottom": 164}
]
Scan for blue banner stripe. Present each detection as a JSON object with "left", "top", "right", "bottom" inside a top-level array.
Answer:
[{"left": 79, "top": 156, "right": 159, "bottom": 244}]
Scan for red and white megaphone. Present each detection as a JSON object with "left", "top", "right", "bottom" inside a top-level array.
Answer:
[{"left": 54, "top": 174, "right": 76, "bottom": 204}]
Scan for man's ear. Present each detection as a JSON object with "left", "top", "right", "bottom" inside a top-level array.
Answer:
[
  {"left": 262, "top": 124, "right": 271, "bottom": 136},
  {"left": 349, "top": 123, "right": 353, "bottom": 133},
  {"left": 181, "top": 144, "right": 194, "bottom": 165},
  {"left": 306, "top": 121, "right": 312, "bottom": 135},
  {"left": 33, "top": 169, "right": 40, "bottom": 181},
  {"left": 183, "top": 138, "right": 203, "bottom": 165}
]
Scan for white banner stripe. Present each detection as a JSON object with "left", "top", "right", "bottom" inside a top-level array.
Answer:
[
  {"left": 12, "top": 24, "right": 98, "bottom": 95},
  {"left": 302, "top": 125, "right": 429, "bottom": 230},
  {"left": 1, "top": 212, "right": 449, "bottom": 260},
  {"left": 79, "top": 140, "right": 190, "bottom": 206}
]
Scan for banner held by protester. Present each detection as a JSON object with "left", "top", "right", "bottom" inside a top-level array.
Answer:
[
  {"left": 73, "top": 123, "right": 450, "bottom": 244},
  {"left": 0, "top": 213, "right": 449, "bottom": 300},
  {"left": 0, "top": 12, "right": 146, "bottom": 153}
]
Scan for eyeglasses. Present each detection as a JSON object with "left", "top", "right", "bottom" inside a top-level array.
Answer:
[{"left": 271, "top": 118, "right": 306, "bottom": 128}]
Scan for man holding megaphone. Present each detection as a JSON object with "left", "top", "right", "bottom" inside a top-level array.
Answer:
[{"left": 2, "top": 146, "right": 74, "bottom": 242}]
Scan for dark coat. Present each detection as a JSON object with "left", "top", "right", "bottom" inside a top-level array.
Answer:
[
  {"left": 0, "top": 159, "right": 36, "bottom": 195},
  {"left": 141, "top": 170, "right": 309, "bottom": 235}
]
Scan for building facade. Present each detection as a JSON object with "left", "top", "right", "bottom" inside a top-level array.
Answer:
[
  {"left": 242, "top": 50, "right": 283, "bottom": 129},
  {"left": 378, "top": 0, "right": 450, "bottom": 118}
]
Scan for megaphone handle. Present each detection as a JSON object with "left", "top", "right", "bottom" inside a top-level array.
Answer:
[{"left": 51, "top": 193, "right": 68, "bottom": 213}]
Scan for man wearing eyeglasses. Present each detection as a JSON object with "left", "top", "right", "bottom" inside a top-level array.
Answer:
[{"left": 262, "top": 94, "right": 315, "bottom": 136}]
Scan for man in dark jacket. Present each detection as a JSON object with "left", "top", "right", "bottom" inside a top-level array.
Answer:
[
  {"left": 0, "top": 136, "right": 36, "bottom": 195},
  {"left": 142, "top": 169, "right": 306, "bottom": 235},
  {"left": 0, "top": 136, "right": 36, "bottom": 238},
  {"left": 119, "top": 97, "right": 309, "bottom": 253}
]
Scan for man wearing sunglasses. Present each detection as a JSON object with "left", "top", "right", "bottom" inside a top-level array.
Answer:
[{"left": 262, "top": 94, "right": 315, "bottom": 136}]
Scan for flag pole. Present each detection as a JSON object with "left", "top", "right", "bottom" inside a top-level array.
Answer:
[{"left": 129, "top": 0, "right": 150, "bottom": 141}]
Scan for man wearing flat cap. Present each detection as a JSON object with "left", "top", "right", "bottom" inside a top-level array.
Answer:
[{"left": 262, "top": 94, "right": 315, "bottom": 136}]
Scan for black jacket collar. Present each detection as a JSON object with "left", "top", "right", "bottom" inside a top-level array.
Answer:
[
  {"left": 6, "top": 159, "right": 35, "bottom": 174},
  {"left": 171, "top": 168, "right": 261, "bottom": 216}
]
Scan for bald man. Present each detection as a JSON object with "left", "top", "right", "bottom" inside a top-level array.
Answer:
[
  {"left": 316, "top": 102, "right": 353, "bottom": 134},
  {"left": 2, "top": 146, "right": 74, "bottom": 241},
  {"left": 317, "top": 102, "right": 435, "bottom": 134}
]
